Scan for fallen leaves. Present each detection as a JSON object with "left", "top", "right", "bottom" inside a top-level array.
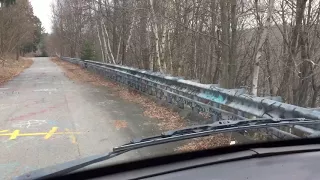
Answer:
[
  {"left": 114, "top": 120, "right": 128, "bottom": 130},
  {"left": 51, "top": 58, "right": 231, "bottom": 152},
  {"left": 175, "top": 134, "right": 231, "bottom": 152},
  {"left": 51, "top": 57, "right": 117, "bottom": 87},
  {"left": 0, "top": 57, "right": 33, "bottom": 85},
  {"left": 52, "top": 57, "right": 185, "bottom": 131},
  {"left": 118, "top": 90, "right": 185, "bottom": 131}
]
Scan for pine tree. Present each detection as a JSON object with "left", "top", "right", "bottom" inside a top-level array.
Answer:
[{"left": 81, "top": 42, "right": 95, "bottom": 60}]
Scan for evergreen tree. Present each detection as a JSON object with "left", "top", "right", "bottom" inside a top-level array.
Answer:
[{"left": 81, "top": 42, "right": 95, "bottom": 60}]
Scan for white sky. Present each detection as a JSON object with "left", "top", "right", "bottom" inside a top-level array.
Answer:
[{"left": 30, "top": 0, "right": 54, "bottom": 33}]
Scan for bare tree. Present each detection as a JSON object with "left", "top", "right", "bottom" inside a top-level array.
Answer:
[
  {"left": 0, "top": 0, "right": 41, "bottom": 61},
  {"left": 48, "top": 0, "right": 320, "bottom": 107},
  {"left": 251, "top": 0, "right": 275, "bottom": 96}
]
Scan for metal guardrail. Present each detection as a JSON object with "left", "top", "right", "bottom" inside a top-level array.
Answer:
[{"left": 60, "top": 57, "right": 320, "bottom": 140}]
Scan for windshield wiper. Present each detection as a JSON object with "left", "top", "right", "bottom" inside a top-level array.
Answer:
[{"left": 16, "top": 118, "right": 320, "bottom": 180}]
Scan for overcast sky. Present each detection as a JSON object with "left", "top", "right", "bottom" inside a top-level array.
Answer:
[{"left": 30, "top": 0, "right": 54, "bottom": 33}]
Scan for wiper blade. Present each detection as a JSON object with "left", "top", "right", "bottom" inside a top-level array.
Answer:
[
  {"left": 114, "top": 118, "right": 320, "bottom": 152},
  {"left": 16, "top": 118, "right": 320, "bottom": 180},
  {"left": 15, "top": 151, "right": 130, "bottom": 180}
]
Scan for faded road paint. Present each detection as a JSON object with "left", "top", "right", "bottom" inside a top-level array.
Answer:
[
  {"left": 0, "top": 57, "right": 175, "bottom": 179},
  {"left": 65, "top": 128, "right": 77, "bottom": 144},
  {"left": 9, "top": 130, "right": 20, "bottom": 140},
  {"left": 12, "top": 120, "right": 50, "bottom": 129},
  {"left": 9, "top": 102, "right": 66, "bottom": 121},
  {"left": 0, "top": 127, "right": 80, "bottom": 140},
  {"left": 44, "top": 127, "right": 58, "bottom": 139},
  {"left": 9, "top": 109, "right": 54, "bottom": 121}
]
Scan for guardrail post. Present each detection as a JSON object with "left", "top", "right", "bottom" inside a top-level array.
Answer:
[
  {"left": 238, "top": 110, "right": 245, "bottom": 119},
  {"left": 166, "top": 86, "right": 172, "bottom": 104},
  {"left": 156, "top": 83, "right": 160, "bottom": 99},
  {"left": 211, "top": 103, "right": 221, "bottom": 122},
  {"left": 147, "top": 81, "right": 152, "bottom": 95},
  {"left": 177, "top": 95, "right": 184, "bottom": 109}
]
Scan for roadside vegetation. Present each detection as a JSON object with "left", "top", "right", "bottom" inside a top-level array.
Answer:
[
  {"left": 0, "top": 0, "right": 45, "bottom": 84},
  {"left": 0, "top": 56, "right": 33, "bottom": 85}
]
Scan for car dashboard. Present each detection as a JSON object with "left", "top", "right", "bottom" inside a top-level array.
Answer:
[{"left": 46, "top": 140, "right": 320, "bottom": 180}]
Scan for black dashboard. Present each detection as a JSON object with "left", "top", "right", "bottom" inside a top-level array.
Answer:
[{"left": 48, "top": 138, "right": 320, "bottom": 180}]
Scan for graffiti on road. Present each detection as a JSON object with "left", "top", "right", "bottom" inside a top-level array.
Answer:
[
  {"left": 11, "top": 120, "right": 56, "bottom": 129},
  {"left": 8, "top": 101, "right": 68, "bottom": 121},
  {"left": 0, "top": 127, "right": 80, "bottom": 143}
]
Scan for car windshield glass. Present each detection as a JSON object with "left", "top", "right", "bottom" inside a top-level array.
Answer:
[{"left": 1, "top": 0, "right": 320, "bottom": 179}]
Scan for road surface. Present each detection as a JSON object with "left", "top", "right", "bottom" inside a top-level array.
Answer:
[{"left": 0, "top": 57, "right": 176, "bottom": 179}]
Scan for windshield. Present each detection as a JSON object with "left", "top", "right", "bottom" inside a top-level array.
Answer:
[{"left": 1, "top": 0, "right": 320, "bottom": 179}]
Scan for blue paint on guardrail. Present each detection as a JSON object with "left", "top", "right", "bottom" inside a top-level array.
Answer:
[
  {"left": 198, "top": 93, "right": 227, "bottom": 104},
  {"left": 60, "top": 57, "right": 320, "bottom": 139}
]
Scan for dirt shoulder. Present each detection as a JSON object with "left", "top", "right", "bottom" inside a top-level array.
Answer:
[
  {"left": 0, "top": 58, "right": 33, "bottom": 85},
  {"left": 51, "top": 57, "right": 231, "bottom": 152}
]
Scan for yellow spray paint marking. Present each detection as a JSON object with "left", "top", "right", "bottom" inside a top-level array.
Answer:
[
  {"left": 65, "top": 128, "right": 77, "bottom": 144},
  {"left": 44, "top": 127, "right": 58, "bottom": 139},
  {"left": 0, "top": 127, "right": 81, "bottom": 141},
  {"left": 10, "top": 130, "right": 20, "bottom": 140}
]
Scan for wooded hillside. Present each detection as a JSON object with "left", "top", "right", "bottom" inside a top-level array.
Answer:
[{"left": 48, "top": 0, "right": 320, "bottom": 108}]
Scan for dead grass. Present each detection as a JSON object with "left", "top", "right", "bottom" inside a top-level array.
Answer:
[
  {"left": 0, "top": 57, "right": 33, "bottom": 85},
  {"left": 51, "top": 57, "right": 230, "bottom": 151}
]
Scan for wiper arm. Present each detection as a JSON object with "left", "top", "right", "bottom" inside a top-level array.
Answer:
[
  {"left": 114, "top": 118, "right": 319, "bottom": 152},
  {"left": 16, "top": 118, "right": 320, "bottom": 180}
]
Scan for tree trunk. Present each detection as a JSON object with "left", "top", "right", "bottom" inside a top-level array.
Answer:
[
  {"left": 265, "top": 39, "right": 274, "bottom": 96},
  {"left": 277, "top": 0, "right": 307, "bottom": 102},
  {"left": 296, "top": 32, "right": 312, "bottom": 106},
  {"left": 112, "top": 0, "right": 119, "bottom": 57},
  {"left": 102, "top": 21, "right": 116, "bottom": 64},
  {"left": 149, "top": 0, "right": 162, "bottom": 72},
  {"left": 116, "top": 36, "right": 121, "bottom": 63},
  {"left": 96, "top": 22, "right": 105, "bottom": 62},
  {"left": 160, "top": 22, "right": 167, "bottom": 73},
  {"left": 219, "top": 0, "right": 230, "bottom": 88},
  {"left": 229, "top": 0, "right": 237, "bottom": 88},
  {"left": 251, "top": 0, "right": 275, "bottom": 96},
  {"left": 123, "top": 11, "right": 136, "bottom": 65},
  {"left": 99, "top": 20, "right": 110, "bottom": 63},
  {"left": 138, "top": 1, "right": 150, "bottom": 70}
]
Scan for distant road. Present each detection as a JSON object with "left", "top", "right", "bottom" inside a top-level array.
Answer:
[{"left": 0, "top": 57, "right": 175, "bottom": 179}]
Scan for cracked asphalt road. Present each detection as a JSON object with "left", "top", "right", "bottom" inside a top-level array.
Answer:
[{"left": 0, "top": 57, "right": 176, "bottom": 179}]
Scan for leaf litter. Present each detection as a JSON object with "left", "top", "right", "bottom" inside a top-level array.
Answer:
[
  {"left": 0, "top": 58, "right": 33, "bottom": 85},
  {"left": 114, "top": 120, "right": 128, "bottom": 130},
  {"left": 51, "top": 58, "right": 231, "bottom": 152}
]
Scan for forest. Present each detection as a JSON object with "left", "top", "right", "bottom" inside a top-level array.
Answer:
[
  {"left": 46, "top": 0, "right": 320, "bottom": 108},
  {"left": 0, "top": 0, "right": 43, "bottom": 60}
]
